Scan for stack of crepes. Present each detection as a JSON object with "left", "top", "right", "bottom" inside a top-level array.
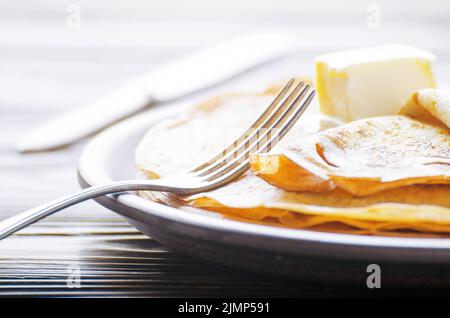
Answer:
[{"left": 135, "top": 83, "right": 450, "bottom": 236}]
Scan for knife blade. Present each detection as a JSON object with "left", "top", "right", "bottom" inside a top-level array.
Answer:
[{"left": 17, "top": 32, "right": 297, "bottom": 152}]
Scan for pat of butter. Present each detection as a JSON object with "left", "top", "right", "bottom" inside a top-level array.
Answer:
[{"left": 316, "top": 45, "right": 437, "bottom": 122}]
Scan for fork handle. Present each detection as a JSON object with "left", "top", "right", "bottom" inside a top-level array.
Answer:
[{"left": 0, "top": 180, "right": 173, "bottom": 240}]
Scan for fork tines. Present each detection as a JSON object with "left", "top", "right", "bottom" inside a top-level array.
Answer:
[{"left": 192, "top": 78, "right": 315, "bottom": 185}]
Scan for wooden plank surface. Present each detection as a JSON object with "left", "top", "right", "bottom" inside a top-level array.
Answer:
[{"left": 0, "top": 0, "right": 449, "bottom": 297}]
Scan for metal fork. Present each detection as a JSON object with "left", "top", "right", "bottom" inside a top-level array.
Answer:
[{"left": 0, "top": 79, "right": 314, "bottom": 240}]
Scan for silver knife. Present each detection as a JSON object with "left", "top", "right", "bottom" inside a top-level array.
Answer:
[{"left": 17, "top": 32, "right": 297, "bottom": 152}]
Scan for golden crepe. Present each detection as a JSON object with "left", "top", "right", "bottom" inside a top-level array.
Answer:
[
  {"left": 135, "top": 85, "right": 450, "bottom": 236},
  {"left": 251, "top": 116, "right": 450, "bottom": 197},
  {"left": 399, "top": 89, "right": 450, "bottom": 129},
  {"left": 135, "top": 81, "right": 337, "bottom": 178},
  {"left": 188, "top": 174, "right": 450, "bottom": 234}
]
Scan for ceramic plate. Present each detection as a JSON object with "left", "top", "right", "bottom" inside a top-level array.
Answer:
[{"left": 78, "top": 101, "right": 450, "bottom": 287}]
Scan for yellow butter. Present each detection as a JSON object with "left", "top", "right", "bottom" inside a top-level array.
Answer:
[{"left": 316, "top": 45, "right": 436, "bottom": 122}]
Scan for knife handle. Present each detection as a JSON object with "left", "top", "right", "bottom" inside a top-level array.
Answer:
[{"left": 17, "top": 85, "right": 153, "bottom": 152}]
